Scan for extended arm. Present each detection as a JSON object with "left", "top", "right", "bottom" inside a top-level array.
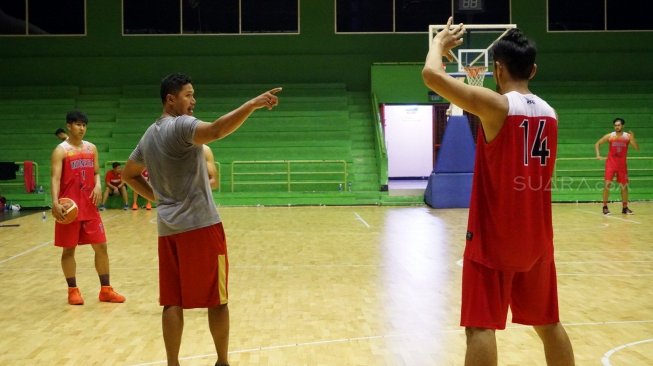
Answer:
[
  {"left": 193, "top": 88, "right": 281, "bottom": 145},
  {"left": 193, "top": 88, "right": 282, "bottom": 145}
]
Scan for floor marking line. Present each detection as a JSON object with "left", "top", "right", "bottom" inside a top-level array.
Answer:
[
  {"left": 576, "top": 209, "right": 641, "bottom": 224},
  {"left": 354, "top": 212, "right": 371, "bottom": 228},
  {"left": 601, "top": 338, "right": 653, "bottom": 366},
  {"left": 128, "top": 320, "right": 653, "bottom": 365},
  {"left": 0, "top": 241, "right": 51, "bottom": 265}
]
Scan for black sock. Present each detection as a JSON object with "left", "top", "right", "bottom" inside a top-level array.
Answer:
[
  {"left": 66, "top": 277, "right": 77, "bottom": 288},
  {"left": 99, "top": 274, "right": 110, "bottom": 287}
]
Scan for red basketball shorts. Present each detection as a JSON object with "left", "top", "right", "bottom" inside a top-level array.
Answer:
[
  {"left": 54, "top": 217, "right": 106, "bottom": 248},
  {"left": 158, "top": 223, "right": 228, "bottom": 309},
  {"left": 605, "top": 163, "right": 628, "bottom": 185},
  {"left": 461, "top": 257, "right": 560, "bottom": 330}
]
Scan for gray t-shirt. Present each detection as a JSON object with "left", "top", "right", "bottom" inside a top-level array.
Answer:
[{"left": 129, "top": 115, "right": 220, "bottom": 236}]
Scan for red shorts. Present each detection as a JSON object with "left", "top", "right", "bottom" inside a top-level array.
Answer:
[
  {"left": 461, "top": 258, "right": 560, "bottom": 330},
  {"left": 158, "top": 223, "right": 228, "bottom": 309},
  {"left": 54, "top": 217, "right": 106, "bottom": 248},
  {"left": 605, "top": 163, "right": 628, "bottom": 184}
]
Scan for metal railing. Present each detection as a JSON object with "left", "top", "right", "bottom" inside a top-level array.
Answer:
[
  {"left": 105, "top": 160, "right": 221, "bottom": 192},
  {"left": 553, "top": 156, "right": 653, "bottom": 189},
  {"left": 231, "top": 160, "right": 348, "bottom": 192},
  {"left": 371, "top": 93, "right": 388, "bottom": 189}
]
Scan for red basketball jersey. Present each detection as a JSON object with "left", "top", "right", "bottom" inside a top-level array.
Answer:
[
  {"left": 465, "top": 92, "right": 557, "bottom": 271},
  {"left": 58, "top": 141, "right": 100, "bottom": 221},
  {"left": 105, "top": 170, "right": 122, "bottom": 186},
  {"left": 607, "top": 132, "right": 630, "bottom": 167}
]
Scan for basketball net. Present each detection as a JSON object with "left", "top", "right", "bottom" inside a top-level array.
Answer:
[{"left": 463, "top": 65, "right": 487, "bottom": 87}]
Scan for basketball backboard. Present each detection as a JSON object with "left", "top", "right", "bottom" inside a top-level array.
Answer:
[
  {"left": 428, "top": 23, "right": 516, "bottom": 73},
  {"left": 428, "top": 23, "right": 516, "bottom": 115}
]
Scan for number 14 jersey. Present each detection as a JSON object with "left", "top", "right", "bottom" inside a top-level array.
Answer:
[{"left": 465, "top": 91, "right": 558, "bottom": 272}]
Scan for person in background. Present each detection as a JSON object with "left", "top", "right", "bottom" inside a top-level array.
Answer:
[
  {"left": 594, "top": 118, "right": 639, "bottom": 215},
  {"left": 131, "top": 168, "right": 152, "bottom": 210},
  {"left": 54, "top": 128, "right": 68, "bottom": 142},
  {"left": 50, "top": 110, "right": 125, "bottom": 305},
  {"left": 100, "top": 162, "right": 129, "bottom": 211}
]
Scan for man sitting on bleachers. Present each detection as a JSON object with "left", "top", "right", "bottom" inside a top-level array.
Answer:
[{"left": 99, "top": 162, "right": 129, "bottom": 210}]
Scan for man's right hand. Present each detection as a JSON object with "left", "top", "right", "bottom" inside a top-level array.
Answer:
[
  {"left": 251, "top": 87, "right": 282, "bottom": 111},
  {"left": 51, "top": 201, "right": 66, "bottom": 222}
]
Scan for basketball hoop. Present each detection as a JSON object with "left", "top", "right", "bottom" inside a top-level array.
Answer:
[{"left": 463, "top": 65, "right": 487, "bottom": 87}]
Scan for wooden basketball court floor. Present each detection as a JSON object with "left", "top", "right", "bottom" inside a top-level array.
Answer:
[{"left": 0, "top": 202, "right": 651, "bottom": 365}]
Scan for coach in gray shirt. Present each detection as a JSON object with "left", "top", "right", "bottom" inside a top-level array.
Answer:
[{"left": 123, "top": 72, "right": 281, "bottom": 366}]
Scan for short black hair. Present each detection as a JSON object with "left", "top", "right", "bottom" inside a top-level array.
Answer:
[
  {"left": 491, "top": 28, "right": 537, "bottom": 80},
  {"left": 54, "top": 128, "right": 66, "bottom": 135},
  {"left": 613, "top": 117, "right": 625, "bottom": 125},
  {"left": 66, "top": 110, "right": 88, "bottom": 124},
  {"left": 160, "top": 73, "right": 193, "bottom": 104},
  {"left": 112, "top": 162, "right": 121, "bottom": 168}
]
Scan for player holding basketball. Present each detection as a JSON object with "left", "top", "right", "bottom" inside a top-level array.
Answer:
[
  {"left": 423, "top": 18, "right": 574, "bottom": 365},
  {"left": 122, "top": 73, "right": 280, "bottom": 366},
  {"left": 595, "top": 118, "right": 639, "bottom": 215},
  {"left": 50, "top": 110, "right": 125, "bottom": 305}
]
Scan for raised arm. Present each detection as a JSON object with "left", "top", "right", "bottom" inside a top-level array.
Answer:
[
  {"left": 193, "top": 87, "right": 282, "bottom": 145},
  {"left": 422, "top": 17, "right": 508, "bottom": 142}
]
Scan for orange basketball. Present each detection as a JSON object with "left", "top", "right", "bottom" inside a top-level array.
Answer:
[{"left": 56, "top": 197, "right": 79, "bottom": 224}]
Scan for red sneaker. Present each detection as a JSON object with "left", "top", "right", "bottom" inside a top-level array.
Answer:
[
  {"left": 68, "top": 287, "right": 84, "bottom": 305},
  {"left": 145, "top": 202, "right": 152, "bottom": 210},
  {"left": 99, "top": 286, "right": 126, "bottom": 303}
]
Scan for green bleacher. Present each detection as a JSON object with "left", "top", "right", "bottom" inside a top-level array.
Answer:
[
  {"left": 2, "top": 81, "right": 650, "bottom": 208},
  {"left": 0, "top": 83, "right": 388, "bottom": 208},
  {"left": 535, "top": 81, "right": 653, "bottom": 202}
]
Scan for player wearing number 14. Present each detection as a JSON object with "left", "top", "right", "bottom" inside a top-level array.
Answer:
[{"left": 422, "top": 18, "right": 574, "bottom": 365}]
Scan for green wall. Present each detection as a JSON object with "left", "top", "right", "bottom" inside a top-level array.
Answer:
[{"left": 0, "top": 1, "right": 651, "bottom": 91}]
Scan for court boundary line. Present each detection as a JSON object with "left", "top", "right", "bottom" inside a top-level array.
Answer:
[
  {"left": 0, "top": 241, "right": 51, "bottom": 265},
  {"left": 128, "top": 320, "right": 653, "bottom": 365},
  {"left": 601, "top": 338, "right": 653, "bottom": 366},
  {"left": 0, "top": 212, "right": 125, "bottom": 266},
  {"left": 353, "top": 212, "right": 371, "bottom": 228},
  {"left": 576, "top": 209, "right": 641, "bottom": 224}
]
